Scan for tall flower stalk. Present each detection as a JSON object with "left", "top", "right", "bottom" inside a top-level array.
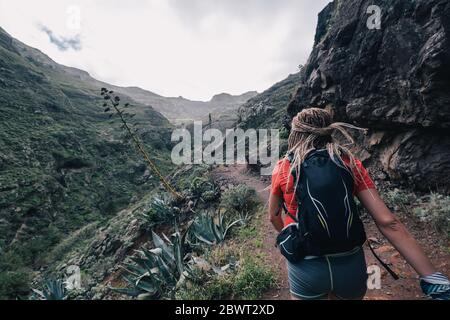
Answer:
[{"left": 100, "top": 88, "right": 182, "bottom": 199}]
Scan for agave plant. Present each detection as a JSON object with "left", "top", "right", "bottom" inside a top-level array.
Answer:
[
  {"left": 30, "top": 279, "right": 68, "bottom": 300},
  {"left": 189, "top": 177, "right": 219, "bottom": 205},
  {"left": 143, "top": 196, "right": 180, "bottom": 225},
  {"left": 112, "top": 227, "right": 197, "bottom": 300},
  {"left": 190, "top": 212, "right": 242, "bottom": 246}
]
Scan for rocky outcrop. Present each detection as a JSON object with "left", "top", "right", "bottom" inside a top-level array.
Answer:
[
  {"left": 287, "top": 0, "right": 450, "bottom": 192},
  {"left": 239, "top": 72, "right": 302, "bottom": 130}
]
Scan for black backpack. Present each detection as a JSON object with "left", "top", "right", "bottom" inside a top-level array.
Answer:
[{"left": 276, "top": 150, "right": 366, "bottom": 260}]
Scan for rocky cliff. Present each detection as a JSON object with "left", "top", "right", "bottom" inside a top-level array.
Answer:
[
  {"left": 287, "top": 0, "right": 450, "bottom": 192},
  {"left": 239, "top": 73, "right": 302, "bottom": 130}
]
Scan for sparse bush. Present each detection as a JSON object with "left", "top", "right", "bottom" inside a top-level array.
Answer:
[
  {"left": 413, "top": 193, "right": 450, "bottom": 237},
  {"left": 382, "top": 188, "right": 412, "bottom": 212},
  {"left": 189, "top": 177, "right": 220, "bottom": 205},
  {"left": 0, "top": 271, "right": 30, "bottom": 300},
  {"left": 221, "top": 185, "right": 259, "bottom": 222}
]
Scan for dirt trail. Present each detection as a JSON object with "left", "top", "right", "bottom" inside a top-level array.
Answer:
[{"left": 212, "top": 165, "right": 450, "bottom": 300}]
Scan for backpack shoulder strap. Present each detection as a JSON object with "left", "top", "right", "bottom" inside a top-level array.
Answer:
[{"left": 281, "top": 153, "right": 299, "bottom": 223}]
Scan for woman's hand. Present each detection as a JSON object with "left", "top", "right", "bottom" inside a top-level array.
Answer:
[
  {"left": 357, "top": 189, "right": 436, "bottom": 277},
  {"left": 269, "top": 193, "right": 284, "bottom": 233}
]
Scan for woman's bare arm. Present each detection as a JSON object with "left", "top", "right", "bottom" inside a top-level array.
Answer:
[
  {"left": 269, "top": 193, "right": 284, "bottom": 233},
  {"left": 357, "top": 189, "right": 436, "bottom": 277}
]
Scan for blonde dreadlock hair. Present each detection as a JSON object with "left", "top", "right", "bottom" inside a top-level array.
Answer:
[{"left": 287, "top": 108, "right": 368, "bottom": 194}]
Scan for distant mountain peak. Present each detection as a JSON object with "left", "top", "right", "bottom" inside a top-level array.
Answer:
[{"left": 210, "top": 91, "right": 258, "bottom": 103}]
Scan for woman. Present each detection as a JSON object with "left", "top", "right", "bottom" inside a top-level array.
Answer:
[{"left": 269, "top": 108, "right": 449, "bottom": 300}]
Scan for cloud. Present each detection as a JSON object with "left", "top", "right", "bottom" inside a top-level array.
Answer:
[
  {"left": 0, "top": 0, "right": 330, "bottom": 100},
  {"left": 38, "top": 24, "right": 82, "bottom": 51}
]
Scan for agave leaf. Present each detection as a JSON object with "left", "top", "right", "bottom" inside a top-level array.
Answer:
[
  {"left": 141, "top": 248, "right": 158, "bottom": 264},
  {"left": 173, "top": 233, "right": 185, "bottom": 275},
  {"left": 224, "top": 219, "right": 243, "bottom": 239},
  {"left": 152, "top": 231, "right": 175, "bottom": 262},
  {"left": 43, "top": 280, "right": 67, "bottom": 300},
  {"left": 212, "top": 216, "right": 225, "bottom": 242},
  {"left": 193, "top": 233, "right": 215, "bottom": 245},
  {"left": 31, "top": 289, "right": 44, "bottom": 299},
  {"left": 135, "top": 278, "right": 157, "bottom": 294},
  {"left": 124, "top": 261, "right": 149, "bottom": 275},
  {"left": 149, "top": 248, "right": 163, "bottom": 256},
  {"left": 176, "top": 273, "right": 187, "bottom": 289},
  {"left": 122, "top": 273, "right": 139, "bottom": 286},
  {"left": 154, "top": 255, "right": 177, "bottom": 285},
  {"left": 162, "top": 233, "right": 173, "bottom": 245},
  {"left": 137, "top": 293, "right": 158, "bottom": 300}
]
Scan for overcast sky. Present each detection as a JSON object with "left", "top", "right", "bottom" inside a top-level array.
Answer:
[{"left": 0, "top": 0, "right": 330, "bottom": 101}]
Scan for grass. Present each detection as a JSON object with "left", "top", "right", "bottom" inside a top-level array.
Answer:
[
  {"left": 176, "top": 202, "right": 277, "bottom": 300},
  {"left": 176, "top": 253, "right": 275, "bottom": 301}
]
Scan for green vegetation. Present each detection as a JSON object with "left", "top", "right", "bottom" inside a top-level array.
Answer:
[
  {"left": 190, "top": 212, "right": 242, "bottom": 246},
  {"left": 382, "top": 189, "right": 450, "bottom": 238},
  {"left": 189, "top": 177, "right": 220, "bottom": 206},
  {"left": 0, "top": 27, "right": 173, "bottom": 299},
  {"left": 0, "top": 270, "right": 30, "bottom": 300},
  {"left": 142, "top": 196, "right": 180, "bottom": 226},
  {"left": 176, "top": 251, "right": 275, "bottom": 300},
  {"left": 111, "top": 229, "right": 191, "bottom": 300},
  {"left": 177, "top": 250, "right": 275, "bottom": 300},
  {"left": 30, "top": 279, "right": 68, "bottom": 300},
  {"left": 383, "top": 188, "right": 412, "bottom": 212},
  {"left": 221, "top": 184, "right": 259, "bottom": 223},
  {"left": 109, "top": 175, "right": 276, "bottom": 300},
  {"left": 232, "top": 255, "right": 276, "bottom": 300},
  {"left": 413, "top": 193, "right": 450, "bottom": 237},
  {"left": 100, "top": 88, "right": 181, "bottom": 199}
]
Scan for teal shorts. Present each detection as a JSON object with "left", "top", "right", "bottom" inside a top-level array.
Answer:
[{"left": 287, "top": 247, "right": 368, "bottom": 300}]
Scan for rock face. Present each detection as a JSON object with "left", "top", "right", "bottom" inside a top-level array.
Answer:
[
  {"left": 239, "top": 73, "right": 302, "bottom": 130},
  {"left": 287, "top": 0, "right": 450, "bottom": 192}
]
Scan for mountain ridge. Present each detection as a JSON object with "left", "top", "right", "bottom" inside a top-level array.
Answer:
[{"left": 2, "top": 25, "right": 256, "bottom": 124}]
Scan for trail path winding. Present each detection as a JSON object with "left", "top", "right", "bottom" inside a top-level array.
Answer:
[{"left": 212, "top": 165, "right": 450, "bottom": 300}]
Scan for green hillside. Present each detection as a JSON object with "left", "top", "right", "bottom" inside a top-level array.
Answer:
[{"left": 0, "top": 27, "right": 173, "bottom": 298}]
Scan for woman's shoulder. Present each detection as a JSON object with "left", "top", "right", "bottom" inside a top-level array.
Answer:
[{"left": 272, "top": 156, "right": 291, "bottom": 174}]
